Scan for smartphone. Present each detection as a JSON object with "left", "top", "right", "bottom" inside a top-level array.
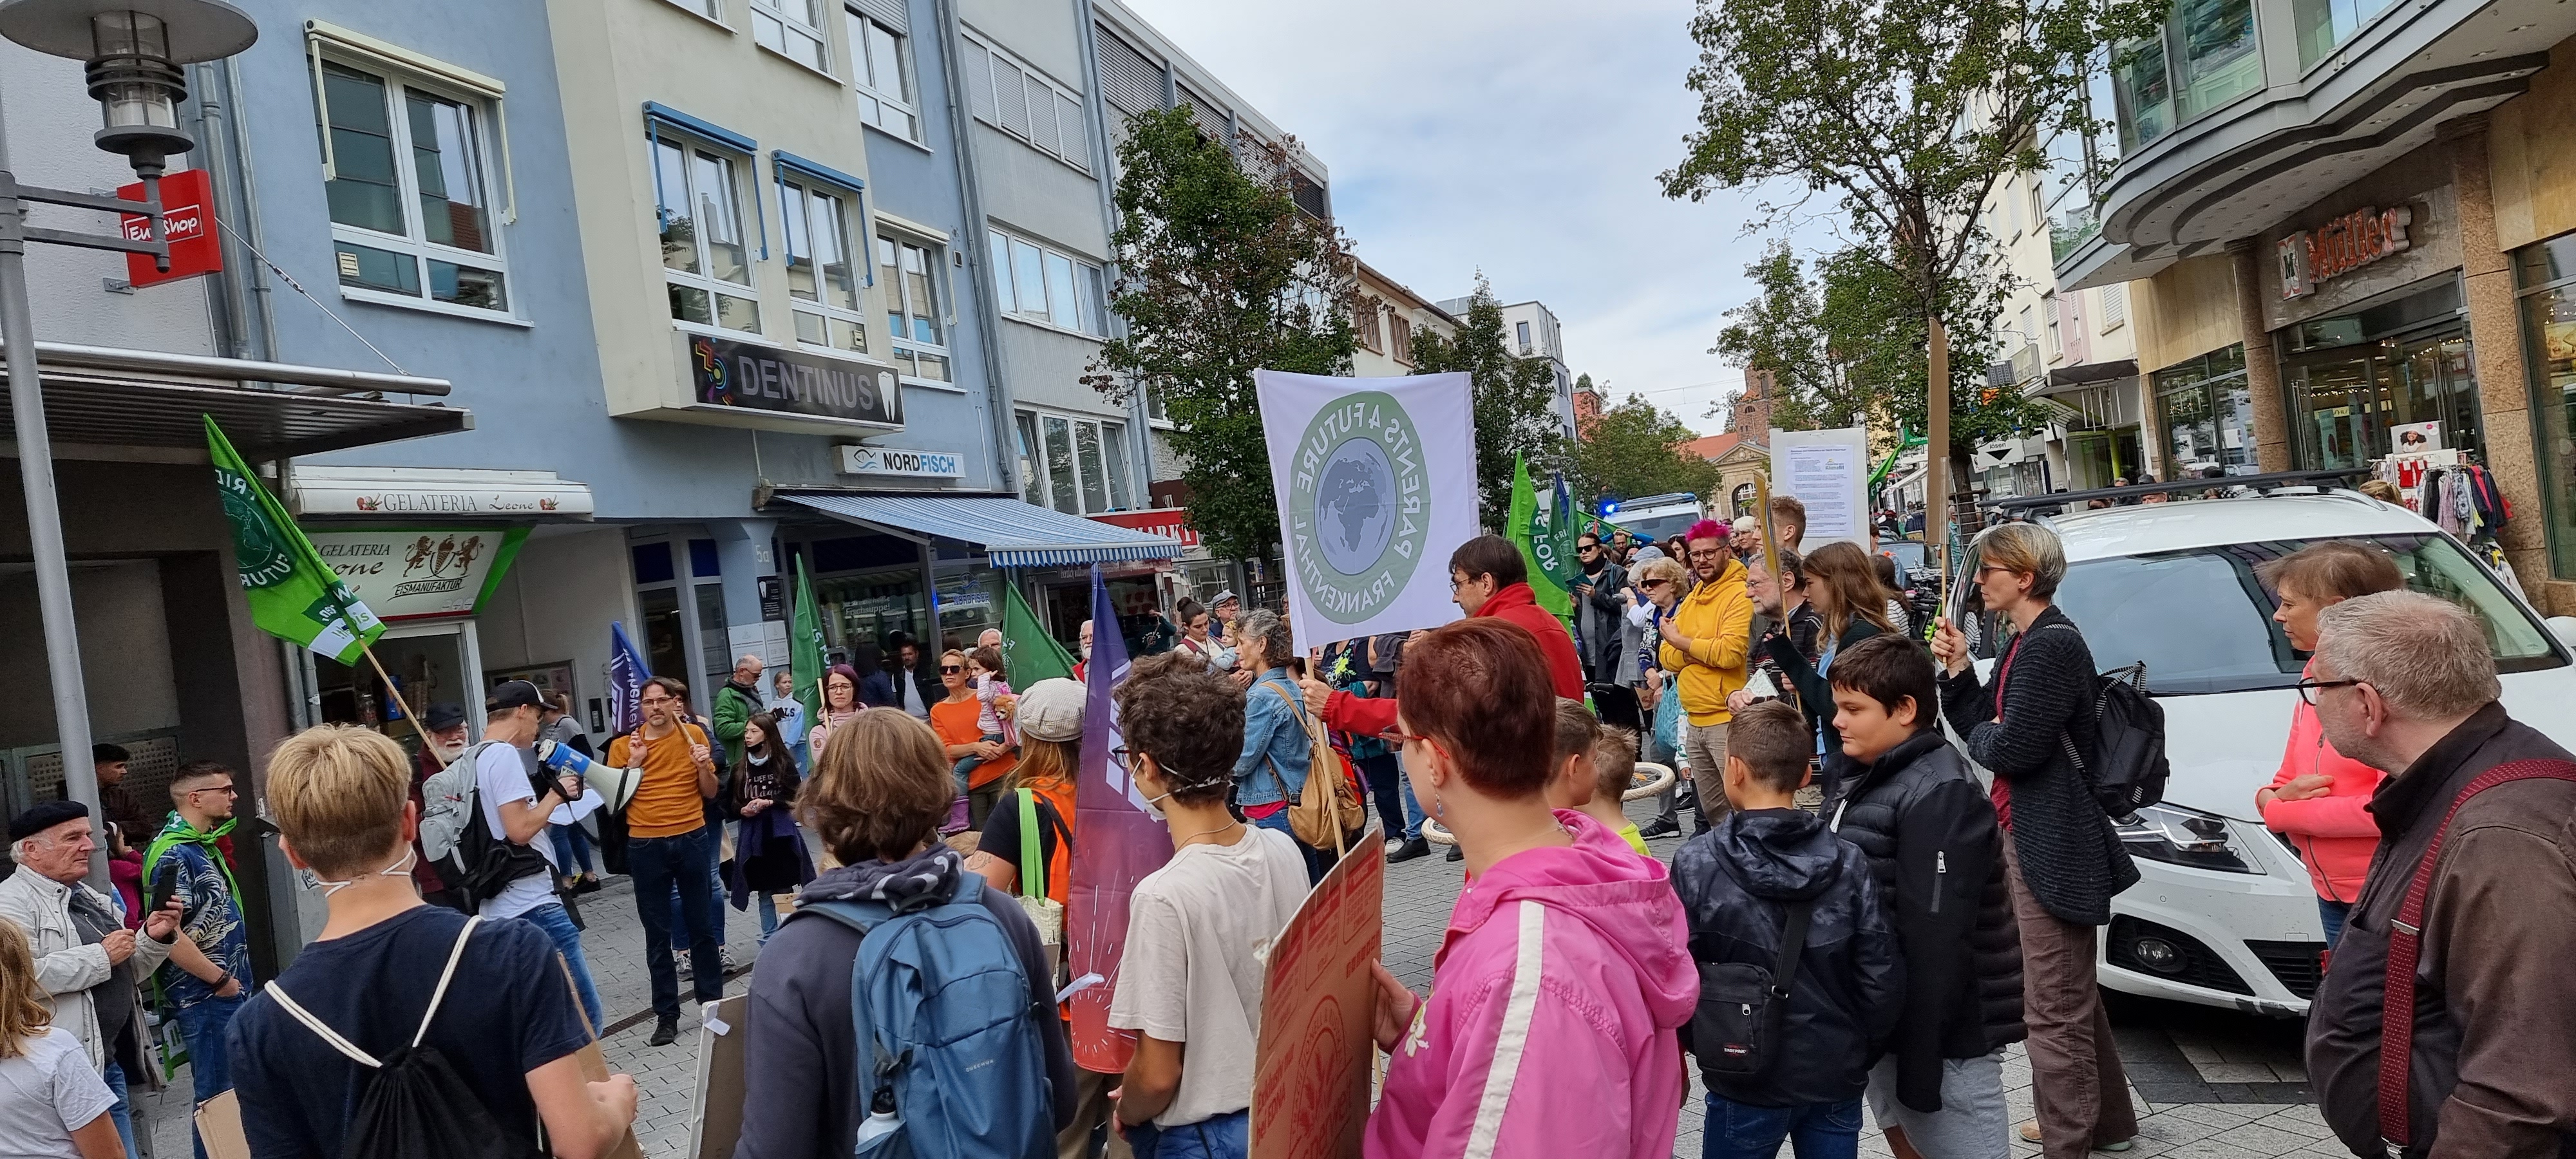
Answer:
[{"left": 149, "top": 863, "right": 180, "bottom": 916}]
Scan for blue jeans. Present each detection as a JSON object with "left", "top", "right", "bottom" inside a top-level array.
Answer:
[
  {"left": 754, "top": 891, "right": 780, "bottom": 942},
  {"left": 104, "top": 1059, "right": 133, "bottom": 1159},
  {"left": 178, "top": 993, "right": 247, "bottom": 1159},
  {"left": 630, "top": 826, "right": 725, "bottom": 1021},
  {"left": 518, "top": 900, "right": 605, "bottom": 1032},
  {"left": 1127, "top": 1108, "right": 1247, "bottom": 1159},
  {"left": 2318, "top": 897, "right": 2351, "bottom": 947},
  {"left": 667, "top": 824, "right": 731, "bottom": 950},
  {"left": 952, "top": 731, "right": 1005, "bottom": 792},
  {"left": 550, "top": 823, "right": 595, "bottom": 875},
  {"left": 1249, "top": 809, "right": 1331, "bottom": 885},
  {"left": 1701, "top": 1093, "right": 1861, "bottom": 1159},
  {"left": 1397, "top": 762, "right": 1426, "bottom": 841}
]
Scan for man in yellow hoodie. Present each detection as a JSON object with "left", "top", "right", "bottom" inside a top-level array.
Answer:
[{"left": 1650, "top": 518, "right": 1754, "bottom": 835}]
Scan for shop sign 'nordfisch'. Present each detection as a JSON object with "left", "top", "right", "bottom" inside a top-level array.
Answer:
[{"left": 2279, "top": 205, "right": 2412, "bottom": 299}]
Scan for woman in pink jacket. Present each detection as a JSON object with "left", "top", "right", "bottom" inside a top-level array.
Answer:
[
  {"left": 1363, "top": 618, "right": 1697, "bottom": 1159},
  {"left": 2254, "top": 542, "right": 2404, "bottom": 946}
]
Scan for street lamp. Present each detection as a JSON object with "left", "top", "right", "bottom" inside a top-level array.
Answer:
[{"left": 0, "top": 0, "right": 254, "bottom": 881}]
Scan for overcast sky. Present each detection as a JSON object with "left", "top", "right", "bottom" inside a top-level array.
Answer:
[{"left": 1119, "top": 0, "right": 1813, "bottom": 438}]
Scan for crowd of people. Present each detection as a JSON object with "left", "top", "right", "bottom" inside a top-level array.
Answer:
[{"left": 1, "top": 504, "right": 2571, "bottom": 1159}]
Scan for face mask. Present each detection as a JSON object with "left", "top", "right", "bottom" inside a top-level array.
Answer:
[
  {"left": 1139, "top": 789, "right": 1171, "bottom": 823},
  {"left": 313, "top": 847, "right": 415, "bottom": 896}
]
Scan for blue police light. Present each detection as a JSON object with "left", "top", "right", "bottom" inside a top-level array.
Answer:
[{"left": 1600, "top": 498, "right": 1622, "bottom": 516}]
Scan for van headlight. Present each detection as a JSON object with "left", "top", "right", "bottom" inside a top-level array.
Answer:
[{"left": 2116, "top": 804, "right": 2259, "bottom": 874}]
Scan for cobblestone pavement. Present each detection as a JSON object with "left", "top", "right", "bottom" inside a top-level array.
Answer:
[{"left": 138, "top": 798, "right": 2343, "bottom": 1159}]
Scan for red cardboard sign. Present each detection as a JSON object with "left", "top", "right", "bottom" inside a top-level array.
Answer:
[
  {"left": 1250, "top": 825, "right": 1385, "bottom": 1159},
  {"left": 118, "top": 167, "right": 222, "bottom": 288}
]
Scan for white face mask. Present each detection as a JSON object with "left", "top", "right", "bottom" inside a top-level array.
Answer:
[{"left": 1139, "top": 789, "right": 1171, "bottom": 823}]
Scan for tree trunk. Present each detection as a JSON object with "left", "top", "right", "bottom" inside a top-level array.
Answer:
[{"left": 1926, "top": 312, "right": 1949, "bottom": 583}]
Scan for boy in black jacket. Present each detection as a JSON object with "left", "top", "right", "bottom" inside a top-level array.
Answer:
[
  {"left": 1828, "top": 634, "right": 2023, "bottom": 1159},
  {"left": 1672, "top": 701, "right": 1903, "bottom": 1158}
]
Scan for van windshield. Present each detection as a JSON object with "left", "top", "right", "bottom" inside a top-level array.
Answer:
[
  {"left": 1616, "top": 510, "right": 1705, "bottom": 546},
  {"left": 2048, "top": 534, "right": 2563, "bottom": 695}
]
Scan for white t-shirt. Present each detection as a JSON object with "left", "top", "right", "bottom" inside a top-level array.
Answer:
[
  {"left": 475, "top": 742, "right": 561, "bottom": 920},
  {"left": 0, "top": 1027, "right": 113, "bottom": 1158},
  {"left": 1106, "top": 825, "right": 1310, "bottom": 1127}
]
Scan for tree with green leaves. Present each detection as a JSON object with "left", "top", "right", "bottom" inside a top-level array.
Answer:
[
  {"left": 1084, "top": 106, "right": 1357, "bottom": 562},
  {"left": 1569, "top": 393, "right": 1722, "bottom": 511},
  {"left": 1662, "top": 0, "right": 2160, "bottom": 541},
  {"left": 1408, "top": 278, "right": 1567, "bottom": 531}
]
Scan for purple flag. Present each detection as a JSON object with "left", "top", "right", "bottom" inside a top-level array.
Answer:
[{"left": 1067, "top": 565, "right": 1171, "bottom": 1073}]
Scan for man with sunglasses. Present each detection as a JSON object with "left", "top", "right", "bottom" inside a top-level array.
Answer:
[
  {"left": 144, "top": 761, "right": 253, "bottom": 1159},
  {"left": 1574, "top": 532, "right": 1627, "bottom": 686}
]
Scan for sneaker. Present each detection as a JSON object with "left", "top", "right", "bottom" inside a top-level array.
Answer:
[
  {"left": 1638, "top": 817, "right": 1681, "bottom": 838},
  {"left": 719, "top": 947, "right": 739, "bottom": 975},
  {"left": 2014, "top": 1123, "right": 2134, "bottom": 1153},
  {"left": 647, "top": 1016, "right": 679, "bottom": 1047},
  {"left": 1444, "top": 843, "right": 1464, "bottom": 862},
  {"left": 573, "top": 874, "right": 603, "bottom": 895},
  {"left": 1387, "top": 838, "right": 1432, "bottom": 863}
]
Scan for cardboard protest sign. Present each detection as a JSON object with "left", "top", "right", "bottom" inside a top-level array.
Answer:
[
  {"left": 196, "top": 1091, "right": 251, "bottom": 1159},
  {"left": 688, "top": 995, "right": 752, "bottom": 1158},
  {"left": 1250, "top": 824, "right": 1385, "bottom": 1159}
]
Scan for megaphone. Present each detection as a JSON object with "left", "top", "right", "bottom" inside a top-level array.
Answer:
[{"left": 537, "top": 740, "right": 641, "bottom": 813}]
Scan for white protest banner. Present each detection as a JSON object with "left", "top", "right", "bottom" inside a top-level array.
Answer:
[
  {"left": 1769, "top": 426, "right": 1870, "bottom": 551},
  {"left": 1256, "top": 370, "right": 1477, "bottom": 646}
]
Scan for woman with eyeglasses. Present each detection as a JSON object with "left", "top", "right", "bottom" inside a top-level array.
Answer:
[
  {"left": 1624, "top": 556, "right": 1689, "bottom": 822},
  {"left": 2251, "top": 542, "right": 2403, "bottom": 948},
  {"left": 802, "top": 664, "right": 864, "bottom": 762},
  {"left": 1363, "top": 619, "right": 1694, "bottom": 1159},
  {"left": 1930, "top": 521, "right": 2139, "bottom": 1157}
]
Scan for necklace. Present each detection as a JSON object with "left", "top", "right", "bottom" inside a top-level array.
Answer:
[{"left": 1175, "top": 819, "right": 1241, "bottom": 847}]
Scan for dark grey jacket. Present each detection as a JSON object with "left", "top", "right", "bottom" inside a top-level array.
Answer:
[{"left": 1935, "top": 605, "right": 2137, "bottom": 926}]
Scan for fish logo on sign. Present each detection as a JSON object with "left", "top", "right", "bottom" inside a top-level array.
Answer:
[{"left": 1289, "top": 391, "right": 1429, "bottom": 626}]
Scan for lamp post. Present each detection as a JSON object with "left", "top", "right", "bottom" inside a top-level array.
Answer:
[{"left": 0, "top": 0, "right": 254, "bottom": 881}]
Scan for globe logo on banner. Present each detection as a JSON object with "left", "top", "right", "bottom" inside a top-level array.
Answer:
[{"left": 1290, "top": 391, "right": 1428, "bottom": 625}]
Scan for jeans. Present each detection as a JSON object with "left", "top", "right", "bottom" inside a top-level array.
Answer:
[
  {"left": 518, "top": 900, "right": 606, "bottom": 1032},
  {"left": 2002, "top": 840, "right": 2137, "bottom": 1158},
  {"left": 2318, "top": 897, "right": 2351, "bottom": 947},
  {"left": 954, "top": 731, "right": 1005, "bottom": 792},
  {"left": 1356, "top": 753, "right": 1404, "bottom": 842},
  {"left": 1701, "top": 1093, "right": 1861, "bottom": 1159},
  {"left": 1864, "top": 1050, "right": 2010, "bottom": 1159},
  {"left": 667, "top": 825, "right": 730, "bottom": 951},
  {"left": 1397, "top": 761, "right": 1425, "bottom": 841},
  {"left": 177, "top": 993, "right": 246, "bottom": 1159},
  {"left": 631, "top": 826, "right": 725, "bottom": 1021},
  {"left": 755, "top": 891, "right": 780, "bottom": 943},
  {"left": 550, "top": 822, "right": 595, "bottom": 875},
  {"left": 104, "top": 1059, "right": 134, "bottom": 1159},
  {"left": 1126, "top": 1108, "right": 1247, "bottom": 1159},
  {"left": 1249, "top": 810, "right": 1331, "bottom": 885}
]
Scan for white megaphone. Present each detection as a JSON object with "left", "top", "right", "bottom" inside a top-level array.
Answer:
[{"left": 537, "top": 739, "right": 641, "bottom": 813}]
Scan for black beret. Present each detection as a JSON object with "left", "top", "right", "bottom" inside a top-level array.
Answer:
[{"left": 9, "top": 800, "right": 89, "bottom": 843}]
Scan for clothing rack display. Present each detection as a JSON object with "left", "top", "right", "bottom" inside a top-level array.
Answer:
[{"left": 2372, "top": 448, "right": 2525, "bottom": 596}]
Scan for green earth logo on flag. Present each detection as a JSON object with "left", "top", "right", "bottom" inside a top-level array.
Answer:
[
  {"left": 1290, "top": 391, "right": 1428, "bottom": 625},
  {"left": 213, "top": 464, "right": 296, "bottom": 589}
]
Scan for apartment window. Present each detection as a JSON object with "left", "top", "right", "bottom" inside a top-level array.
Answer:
[
  {"left": 1356, "top": 302, "right": 1383, "bottom": 352},
  {"left": 848, "top": 10, "right": 920, "bottom": 142},
  {"left": 2019, "top": 306, "right": 2038, "bottom": 357},
  {"left": 1390, "top": 315, "right": 1415, "bottom": 364},
  {"left": 2043, "top": 293, "right": 2061, "bottom": 357},
  {"left": 988, "top": 228, "right": 1106, "bottom": 336},
  {"left": 2114, "top": 1, "right": 2262, "bottom": 151},
  {"left": 752, "top": 0, "right": 829, "bottom": 71},
  {"left": 961, "top": 33, "right": 1089, "bottom": 171},
  {"left": 878, "top": 232, "right": 951, "bottom": 383},
  {"left": 2100, "top": 283, "right": 2129, "bottom": 332},
  {"left": 663, "top": 0, "right": 723, "bottom": 20},
  {"left": 655, "top": 134, "right": 761, "bottom": 333},
  {"left": 319, "top": 61, "right": 508, "bottom": 313},
  {"left": 779, "top": 176, "right": 866, "bottom": 354},
  {"left": 1018, "top": 409, "right": 1132, "bottom": 514},
  {"left": 1142, "top": 384, "right": 1168, "bottom": 424},
  {"left": 1515, "top": 321, "right": 1532, "bottom": 353}
]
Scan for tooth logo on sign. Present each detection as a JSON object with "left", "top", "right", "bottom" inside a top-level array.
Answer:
[{"left": 1289, "top": 391, "right": 1428, "bottom": 625}]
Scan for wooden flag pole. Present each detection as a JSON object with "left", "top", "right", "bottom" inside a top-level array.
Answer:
[
  {"left": 363, "top": 644, "right": 450, "bottom": 772},
  {"left": 1751, "top": 471, "right": 1784, "bottom": 578}
]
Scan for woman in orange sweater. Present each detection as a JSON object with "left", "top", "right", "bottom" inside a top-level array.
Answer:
[{"left": 2253, "top": 542, "right": 2405, "bottom": 947}]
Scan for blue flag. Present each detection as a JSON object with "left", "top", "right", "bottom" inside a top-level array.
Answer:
[{"left": 609, "top": 620, "right": 651, "bottom": 735}]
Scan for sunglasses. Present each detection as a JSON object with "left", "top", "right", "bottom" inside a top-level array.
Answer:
[
  {"left": 1640, "top": 578, "right": 1670, "bottom": 589},
  {"left": 940, "top": 664, "right": 964, "bottom": 674}
]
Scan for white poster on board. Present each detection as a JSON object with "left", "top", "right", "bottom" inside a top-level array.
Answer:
[
  {"left": 1769, "top": 427, "right": 1871, "bottom": 551},
  {"left": 1256, "top": 370, "right": 1477, "bottom": 646}
]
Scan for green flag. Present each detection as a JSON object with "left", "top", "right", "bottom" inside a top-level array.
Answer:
[
  {"left": 1508, "top": 455, "right": 1571, "bottom": 619},
  {"left": 791, "top": 554, "right": 827, "bottom": 725},
  {"left": 1002, "top": 579, "right": 1076, "bottom": 686},
  {"left": 205, "top": 415, "right": 383, "bottom": 664}
]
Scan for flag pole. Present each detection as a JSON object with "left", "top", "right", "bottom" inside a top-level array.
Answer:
[{"left": 362, "top": 644, "right": 449, "bottom": 772}]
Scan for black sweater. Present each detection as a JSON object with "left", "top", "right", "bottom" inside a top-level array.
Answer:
[
  {"left": 1831, "top": 728, "right": 2024, "bottom": 1112},
  {"left": 1935, "top": 605, "right": 2139, "bottom": 926},
  {"left": 1765, "top": 617, "right": 1882, "bottom": 804}
]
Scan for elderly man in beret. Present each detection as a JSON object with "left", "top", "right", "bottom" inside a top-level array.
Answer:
[{"left": 1, "top": 801, "right": 184, "bottom": 1159}]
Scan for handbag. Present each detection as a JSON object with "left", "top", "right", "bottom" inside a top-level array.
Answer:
[
  {"left": 1690, "top": 900, "right": 1814, "bottom": 1079},
  {"left": 1258, "top": 683, "right": 1366, "bottom": 856},
  {"left": 1015, "top": 788, "right": 1066, "bottom": 987}
]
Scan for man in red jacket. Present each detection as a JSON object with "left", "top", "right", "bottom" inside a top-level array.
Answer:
[{"left": 1307, "top": 533, "right": 1582, "bottom": 739}]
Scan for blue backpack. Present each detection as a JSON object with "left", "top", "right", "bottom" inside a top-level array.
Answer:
[{"left": 797, "top": 876, "right": 1053, "bottom": 1159}]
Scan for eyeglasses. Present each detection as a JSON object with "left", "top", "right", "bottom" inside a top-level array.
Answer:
[
  {"left": 940, "top": 664, "right": 963, "bottom": 674},
  {"left": 1375, "top": 728, "right": 1430, "bottom": 747},
  {"left": 639, "top": 695, "right": 674, "bottom": 706},
  {"left": 191, "top": 785, "right": 238, "bottom": 798},
  {"left": 2296, "top": 677, "right": 2362, "bottom": 706}
]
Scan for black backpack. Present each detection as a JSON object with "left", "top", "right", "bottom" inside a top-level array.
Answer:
[
  {"left": 2041, "top": 625, "right": 2170, "bottom": 818},
  {"left": 267, "top": 916, "right": 546, "bottom": 1159},
  {"left": 444, "top": 743, "right": 557, "bottom": 909}
]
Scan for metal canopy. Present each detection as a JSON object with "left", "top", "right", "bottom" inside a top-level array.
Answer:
[
  {"left": 777, "top": 491, "right": 1184, "bottom": 567},
  {"left": 0, "top": 362, "right": 467, "bottom": 459}
]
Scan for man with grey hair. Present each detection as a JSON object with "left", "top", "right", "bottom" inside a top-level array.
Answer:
[
  {"left": 712, "top": 651, "right": 765, "bottom": 759},
  {"left": 2304, "top": 590, "right": 2576, "bottom": 1158}
]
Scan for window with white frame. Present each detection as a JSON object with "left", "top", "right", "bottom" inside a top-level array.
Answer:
[
  {"left": 661, "top": 0, "right": 723, "bottom": 21},
  {"left": 960, "top": 33, "right": 1089, "bottom": 171},
  {"left": 988, "top": 228, "right": 1105, "bottom": 336},
  {"left": 319, "top": 61, "right": 508, "bottom": 313},
  {"left": 2099, "top": 283, "right": 2128, "bottom": 332},
  {"left": 1142, "top": 384, "right": 1168, "bottom": 424},
  {"left": 779, "top": 175, "right": 866, "bottom": 355},
  {"left": 1016, "top": 410, "right": 1132, "bottom": 514},
  {"left": 878, "top": 232, "right": 951, "bottom": 384},
  {"left": 654, "top": 133, "right": 761, "bottom": 334},
  {"left": 2043, "top": 292, "right": 2061, "bottom": 357},
  {"left": 848, "top": 9, "right": 921, "bottom": 143},
  {"left": 752, "top": 0, "right": 828, "bottom": 70}
]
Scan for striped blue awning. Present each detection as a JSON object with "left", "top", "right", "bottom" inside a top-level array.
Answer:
[{"left": 779, "top": 492, "right": 1184, "bottom": 568}]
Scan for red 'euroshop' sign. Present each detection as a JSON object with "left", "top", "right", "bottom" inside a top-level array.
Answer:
[
  {"left": 1090, "top": 508, "right": 1200, "bottom": 548},
  {"left": 117, "top": 168, "right": 222, "bottom": 288}
]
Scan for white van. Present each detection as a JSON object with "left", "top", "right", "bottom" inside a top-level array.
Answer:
[{"left": 1952, "top": 488, "right": 2576, "bottom": 1015}]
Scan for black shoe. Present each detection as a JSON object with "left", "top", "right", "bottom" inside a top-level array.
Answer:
[
  {"left": 648, "top": 1017, "right": 679, "bottom": 1047},
  {"left": 573, "top": 875, "right": 603, "bottom": 895},
  {"left": 1387, "top": 838, "right": 1432, "bottom": 863},
  {"left": 1638, "top": 817, "right": 1681, "bottom": 838},
  {"left": 1444, "top": 843, "right": 1464, "bottom": 862}
]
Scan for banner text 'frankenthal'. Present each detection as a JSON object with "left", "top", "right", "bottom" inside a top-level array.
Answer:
[{"left": 1291, "top": 397, "right": 1425, "bottom": 621}]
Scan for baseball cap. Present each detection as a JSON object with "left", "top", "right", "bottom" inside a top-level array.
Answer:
[
  {"left": 1210, "top": 590, "right": 1238, "bottom": 607},
  {"left": 487, "top": 680, "right": 544, "bottom": 713},
  {"left": 1014, "top": 678, "right": 1086, "bottom": 743}
]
